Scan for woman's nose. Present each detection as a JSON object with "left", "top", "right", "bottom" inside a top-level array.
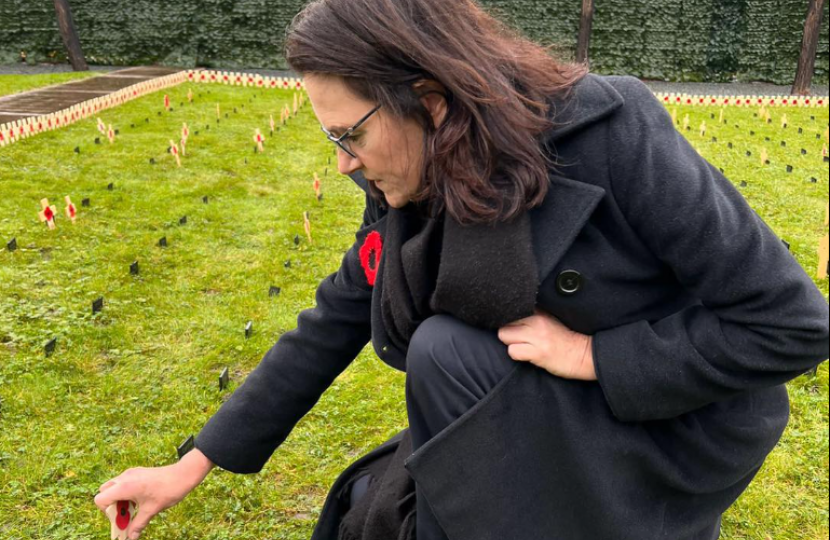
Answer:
[{"left": 337, "top": 148, "right": 363, "bottom": 176}]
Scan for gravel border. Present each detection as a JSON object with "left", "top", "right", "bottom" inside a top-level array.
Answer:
[{"left": 2, "top": 63, "right": 828, "bottom": 97}]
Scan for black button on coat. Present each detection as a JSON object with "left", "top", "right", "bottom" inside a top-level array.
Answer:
[{"left": 195, "top": 74, "right": 830, "bottom": 539}]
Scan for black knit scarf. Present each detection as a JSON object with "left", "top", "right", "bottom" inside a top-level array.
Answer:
[{"left": 380, "top": 200, "right": 539, "bottom": 357}]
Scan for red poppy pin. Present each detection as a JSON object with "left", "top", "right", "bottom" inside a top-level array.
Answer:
[{"left": 359, "top": 231, "right": 383, "bottom": 287}]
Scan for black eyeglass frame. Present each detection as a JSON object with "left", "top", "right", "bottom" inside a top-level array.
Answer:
[{"left": 320, "top": 104, "right": 382, "bottom": 159}]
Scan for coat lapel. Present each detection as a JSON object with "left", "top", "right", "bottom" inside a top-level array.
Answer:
[
  {"left": 529, "top": 73, "right": 624, "bottom": 284},
  {"left": 530, "top": 174, "right": 606, "bottom": 284}
]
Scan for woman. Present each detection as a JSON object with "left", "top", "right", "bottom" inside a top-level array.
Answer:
[{"left": 95, "top": 0, "right": 830, "bottom": 539}]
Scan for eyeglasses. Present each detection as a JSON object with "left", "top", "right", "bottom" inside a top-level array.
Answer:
[{"left": 320, "top": 104, "right": 382, "bottom": 159}]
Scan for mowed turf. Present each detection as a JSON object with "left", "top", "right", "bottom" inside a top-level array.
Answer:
[{"left": 0, "top": 76, "right": 827, "bottom": 539}]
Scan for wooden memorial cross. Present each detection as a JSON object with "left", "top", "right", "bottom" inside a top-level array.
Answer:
[
  {"left": 65, "top": 196, "right": 77, "bottom": 223},
  {"left": 105, "top": 501, "right": 137, "bottom": 540},
  {"left": 313, "top": 173, "right": 322, "bottom": 201},
  {"left": 169, "top": 140, "right": 181, "bottom": 167},
  {"left": 304, "top": 212, "right": 313, "bottom": 244},
  {"left": 39, "top": 198, "right": 58, "bottom": 229},
  {"left": 253, "top": 129, "right": 265, "bottom": 153}
]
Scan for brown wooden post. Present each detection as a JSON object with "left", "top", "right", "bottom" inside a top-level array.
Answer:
[
  {"left": 576, "top": 0, "right": 595, "bottom": 65},
  {"left": 792, "top": 0, "right": 826, "bottom": 95},
  {"left": 54, "top": 0, "right": 88, "bottom": 71}
]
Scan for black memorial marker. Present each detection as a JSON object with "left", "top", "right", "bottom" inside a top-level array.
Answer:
[
  {"left": 810, "top": 177, "right": 818, "bottom": 184},
  {"left": 746, "top": 150, "right": 752, "bottom": 157},
  {"left": 203, "top": 196, "right": 209, "bottom": 204},
  {"left": 74, "top": 147, "right": 80, "bottom": 154},
  {"left": 782, "top": 240, "right": 791, "bottom": 251},
  {"left": 131, "top": 123, "right": 135, "bottom": 129},
  {"left": 710, "top": 113, "right": 715, "bottom": 119},
  {"left": 781, "top": 141, "right": 786, "bottom": 147},
  {"left": 45, "top": 338, "right": 57, "bottom": 357},
  {"left": 245, "top": 321, "right": 253, "bottom": 339},
  {"left": 179, "top": 216, "right": 187, "bottom": 226},
  {"left": 728, "top": 142, "right": 733, "bottom": 149},
  {"left": 107, "top": 183, "right": 114, "bottom": 191},
  {"left": 787, "top": 165, "right": 794, "bottom": 173},
  {"left": 115, "top": 129, "right": 120, "bottom": 136},
  {"left": 149, "top": 158, "right": 156, "bottom": 165},
  {"left": 177, "top": 435, "right": 195, "bottom": 460},
  {"left": 765, "top": 137, "right": 771, "bottom": 142},
  {"left": 92, "top": 297, "right": 104, "bottom": 314},
  {"left": 219, "top": 367, "right": 230, "bottom": 391},
  {"left": 802, "top": 149, "right": 808, "bottom": 155},
  {"left": 94, "top": 137, "right": 101, "bottom": 145},
  {"left": 740, "top": 181, "right": 748, "bottom": 187},
  {"left": 159, "top": 237, "right": 168, "bottom": 248},
  {"left": 750, "top": 131, "right": 755, "bottom": 136},
  {"left": 294, "top": 234, "right": 300, "bottom": 246},
  {"left": 284, "top": 260, "right": 291, "bottom": 269},
  {"left": 6, "top": 238, "right": 17, "bottom": 252},
  {"left": 269, "top": 286, "right": 281, "bottom": 297},
  {"left": 798, "top": 127, "right": 803, "bottom": 134},
  {"left": 146, "top": 118, "right": 150, "bottom": 123},
  {"left": 825, "top": 156, "right": 830, "bottom": 164},
  {"left": 711, "top": 137, "right": 717, "bottom": 143},
  {"left": 82, "top": 198, "right": 90, "bottom": 207},
  {"left": 130, "top": 261, "right": 140, "bottom": 275}
]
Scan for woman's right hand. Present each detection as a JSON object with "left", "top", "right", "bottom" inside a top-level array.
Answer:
[{"left": 94, "top": 448, "right": 216, "bottom": 540}]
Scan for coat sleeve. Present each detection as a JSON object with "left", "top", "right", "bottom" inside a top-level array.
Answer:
[
  {"left": 194, "top": 194, "right": 380, "bottom": 473},
  {"left": 592, "top": 76, "right": 830, "bottom": 423}
]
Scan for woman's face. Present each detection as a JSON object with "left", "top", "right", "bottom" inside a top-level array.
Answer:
[{"left": 305, "top": 74, "right": 444, "bottom": 209}]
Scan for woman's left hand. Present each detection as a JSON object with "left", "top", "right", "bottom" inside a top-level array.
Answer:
[{"left": 497, "top": 308, "right": 597, "bottom": 381}]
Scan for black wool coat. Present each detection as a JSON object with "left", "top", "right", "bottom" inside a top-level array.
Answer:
[{"left": 195, "top": 74, "right": 830, "bottom": 539}]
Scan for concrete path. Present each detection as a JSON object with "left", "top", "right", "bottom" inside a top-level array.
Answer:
[{"left": 0, "top": 66, "right": 183, "bottom": 126}]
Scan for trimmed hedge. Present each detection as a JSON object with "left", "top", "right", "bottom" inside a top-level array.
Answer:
[{"left": 1, "top": 0, "right": 827, "bottom": 85}]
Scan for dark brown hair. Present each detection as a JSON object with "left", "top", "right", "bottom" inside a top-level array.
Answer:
[{"left": 285, "top": 0, "right": 588, "bottom": 225}]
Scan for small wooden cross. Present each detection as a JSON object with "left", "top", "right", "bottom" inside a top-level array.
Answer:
[
  {"left": 170, "top": 140, "right": 181, "bottom": 167},
  {"left": 182, "top": 122, "right": 190, "bottom": 142},
  {"left": 164, "top": 94, "right": 171, "bottom": 111},
  {"left": 187, "top": 89, "right": 194, "bottom": 103},
  {"left": 781, "top": 114, "right": 788, "bottom": 129},
  {"left": 107, "top": 124, "right": 115, "bottom": 144},
  {"left": 270, "top": 115, "right": 276, "bottom": 136},
  {"left": 97, "top": 117, "right": 106, "bottom": 135},
  {"left": 39, "top": 198, "right": 57, "bottom": 229},
  {"left": 105, "top": 500, "right": 137, "bottom": 540},
  {"left": 699, "top": 121, "right": 706, "bottom": 137},
  {"left": 304, "top": 211, "right": 313, "bottom": 244},
  {"left": 65, "top": 196, "right": 77, "bottom": 223},
  {"left": 682, "top": 114, "right": 690, "bottom": 132},
  {"left": 253, "top": 129, "right": 265, "bottom": 153},
  {"left": 760, "top": 148, "right": 768, "bottom": 166},
  {"left": 180, "top": 137, "right": 187, "bottom": 157},
  {"left": 216, "top": 104, "right": 221, "bottom": 119},
  {"left": 313, "top": 173, "right": 322, "bottom": 201}
]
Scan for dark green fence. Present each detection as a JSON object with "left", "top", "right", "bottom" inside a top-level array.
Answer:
[{"left": 1, "top": 0, "right": 827, "bottom": 85}]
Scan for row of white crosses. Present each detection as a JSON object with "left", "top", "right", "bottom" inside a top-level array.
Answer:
[
  {"left": 187, "top": 69, "right": 305, "bottom": 92},
  {"left": 38, "top": 197, "right": 78, "bottom": 229},
  {"left": 0, "top": 71, "right": 189, "bottom": 148},
  {"left": 656, "top": 93, "right": 827, "bottom": 108}
]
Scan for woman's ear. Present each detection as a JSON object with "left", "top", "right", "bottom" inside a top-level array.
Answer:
[{"left": 413, "top": 80, "right": 449, "bottom": 129}]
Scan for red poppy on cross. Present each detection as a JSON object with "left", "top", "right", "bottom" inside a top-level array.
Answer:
[
  {"left": 359, "top": 231, "right": 383, "bottom": 286},
  {"left": 105, "top": 500, "right": 136, "bottom": 540},
  {"left": 39, "top": 199, "right": 57, "bottom": 230}
]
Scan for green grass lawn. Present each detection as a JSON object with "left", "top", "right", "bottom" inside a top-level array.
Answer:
[
  {"left": 0, "top": 72, "right": 100, "bottom": 98},
  {"left": 0, "top": 76, "right": 827, "bottom": 539}
]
